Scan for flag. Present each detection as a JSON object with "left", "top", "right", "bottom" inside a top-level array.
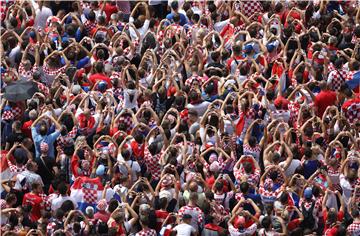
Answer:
[
  {"left": 342, "top": 96, "right": 360, "bottom": 124},
  {"left": 346, "top": 70, "right": 360, "bottom": 93},
  {"left": 70, "top": 176, "right": 104, "bottom": 212}
]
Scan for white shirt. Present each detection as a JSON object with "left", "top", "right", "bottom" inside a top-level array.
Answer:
[
  {"left": 51, "top": 195, "right": 78, "bottom": 211},
  {"left": 34, "top": 6, "right": 53, "bottom": 29},
  {"left": 214, "top": 19, "right": 229, "bottom": 32},
  {"left": 173, "top": 223, "right": 196, "bottom": 236},
  {"left": 129, "top": 17, "right": 150, "bottom": 40},
  {"left": 186, "top": 101, "right": 210, "bottom": 117},
  {"left": 279, "top": 159, "right": 301, "bottom": 177}
]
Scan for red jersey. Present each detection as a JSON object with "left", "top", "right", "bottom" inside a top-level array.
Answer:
[
  {"left": 155, "top": 210, "right": 169, "bottom": 232},
  {"left": 22, "top": 192, "right": 44, "bottom": 222},
  {"left": 314, "top": 90, "right": 337, "bottom": 117}
]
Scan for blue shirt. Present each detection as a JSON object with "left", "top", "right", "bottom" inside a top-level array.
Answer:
[
  {"left": 166, "top": 12, "right": 188, "bottom": 26},
  {"left": 31, "top": 127, "right": 61, "bottom": 160}
]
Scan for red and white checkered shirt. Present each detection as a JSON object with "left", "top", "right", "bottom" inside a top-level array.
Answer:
[
  {"left": 135, "top": 228, "right": 157, "bottom": 236},
  {"left": 33, "top": 81, "right": 50, "bottom": 97},
  {"left": 144, "top": 146, "right": 163, "bottom": 181},
  {"left": 11, "top": 106, "right": 22, "bottom": 120},
  {"left": 84, "top": 20, "right": 97, "bottom": 35},
  {"left": 42, "top": 63, "right": 67, "bottom": 77},
  {"left": 178, "top": 205, "right": 204, "bottom": 227},
  {"left": 347, "top": 221, "right": 360, "bottom": 236},
  {"left": 19, "top": 63, "right": 39, "bottom": 80},
  {"left": 7, "top": 160, "right": 26, "bottom": 174},
  {"left": 328, "top": 69, "right": 348, "bottom": 91},
  {"left": 234, "top": 168, "right": 260, "bottom": 187}
]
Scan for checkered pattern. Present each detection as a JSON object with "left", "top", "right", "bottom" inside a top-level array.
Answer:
[
  {"left": 288, "top": 101, "right": 300, "bottom": 126},
  {"left": 57, "top": 126, "right": 77, "bottom": 149},
  {"left": 240, "top": 0, "right": 263, "bottom": 18},
  {"left": 259, "top": 181, "right": 282, "bottom": 198},
  {"left": 185, "top": 75, "right": 205, "bottom": 88},
  {"left": 135, "top": 228, "right": 157, "bottom": 236},
  {"left": 178, "top": 205, "right": 204, "bottom": 225},
  {"left": 0, "top": 199, "right": 7, "bottom": 210},
  {"left": 347, "top": 222, "right": 360, "bottom": 235},
  {"left": 42, "top": 63, "right": 67, "bottom": 77},
  {"left": 234, "top": 168, "right": 260, "bottom": 187},
  {"left": 2, "top": 110, "right": 14, "bottom": 121},
  {"left": 7, "top": 160, "right": 26, "bottom": 173},
  {"left": 82, "top": 187, "right": 98, "bottom": 204},
  {"left": 265, "top": 168, "right": 285, "bottom": 185},
  {"left": 84, "top": 20, "right": 97, "bottom": 35},
  {"left": 39, "top": 193, "right": 51, "bottom": 210},
  {"left": 343, "top": 101, "right": 360, "bottom": 124},
  {"left": 144, "top": 146, "right": 163, "bottom": 181},
  {"left": 328, "top": 69, "right": 348, "bottom": 91},
  {"left": 118, "top": 114, "right": 134, "bottom": 133},
  {"left": 19, "top": 63, "right": 38, "bottom": 80},
  {"left": 33, "top": 81, "right": 50, "bottom": 97},
  {"left": 243, "top": 143, "right": 261, "bottom": 160}
]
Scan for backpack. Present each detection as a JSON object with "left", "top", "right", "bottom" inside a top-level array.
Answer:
[{"left": 301, "top": 201, "right": 316, "bottom": 230}]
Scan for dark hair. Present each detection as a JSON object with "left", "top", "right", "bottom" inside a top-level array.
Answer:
[
  {"left": 240, "top": 182, "right": 249, "bottom": 193},
  {"left": 94, "top": 61, "right": 105, "bottom": 73},
  {"left": 108, "top": 199, "right": 119, "bottom": 213},
  {"left": 60, "top": 200, "right": 75, "bottom": 212},
  {"left": 262, "top": 216, "right": 272, "bottom": 229},
  {"left": 58, "top": 182, "right": 68, "bottom": 195}
]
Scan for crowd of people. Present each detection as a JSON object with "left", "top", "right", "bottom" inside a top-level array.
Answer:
[{"left": 1, "top": 0, "right": 360, "bottom": 235}]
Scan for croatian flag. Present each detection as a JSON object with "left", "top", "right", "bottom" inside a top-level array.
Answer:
[
  {"left": 70, "top": 176, "right": 104, "bottom": 212},
  {"left": 346, "top": 71, "right": 360, "bottom": 93}
]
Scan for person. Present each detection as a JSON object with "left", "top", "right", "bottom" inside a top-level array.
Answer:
[
  {"left": 31, "top": 113, "right": 62, "bottom": 160},
  {"left": 22, "top": 182, "right": 44, "bottom": 222},
  {"left": 1, "top": 1, "right": 360, "bottom": 235},
  {"left": 172, "top": 214, "right": 197, "bottom": 236},
  {"left": 51, "top": 182, "right": 77, "bottom": 212}
]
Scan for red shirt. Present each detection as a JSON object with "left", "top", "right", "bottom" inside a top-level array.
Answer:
[
  {"left": 323, "top": 210, "right": 344, "bottom": 233},
  {"left": 94, "top": 211, "right": 111, "bottom": 223},
  {"left": 314, "top": 90, "right": 337, "bottom": 117},
  {"left": 88, "top": 73, "right": 113, "bottom": 88},
  {"left": 21, "top": 120, "right": 33, "bottom": 138},
  {"left": 100, "top": 3, "right": 118, "bottom": 22},
  {"left": 22, "top": 192, "right": 44, "bottom": 222},
  {"left": 155, "top": 210, "right": 169, "bottom": 232}
]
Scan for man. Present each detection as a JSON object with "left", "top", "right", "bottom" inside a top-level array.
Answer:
[
  {"left": 314, "top": 81, "right": 338, "bottom": 117},
  {"left": 14, "top": 160, "right": 43, "bottom": 191},
  {"left": 173, "top": 214, "right": 197, "bottom": 236},
  {"left": 22, "top": 182, "right": 44, "bottom": 222},
  {"left": 51, "top": 182, "right": 78, "bottom": 211},
  {"left": 178, "top": 192, "right": 204, "bottom": 232},
  {"left": 31, "top": 113, "right": 62, "bottom": 160},
  {"left": 136, "top": 215, "right": 157, "bottom": 236},
  {"left": 347, "top": 209, "right": 360, "bottom": 235},
  {"left": 166, "top": 1, "right": 187, "bottom": 26},
  {"left": 89, "top": 61, "right": 113, "bottom": 89}
]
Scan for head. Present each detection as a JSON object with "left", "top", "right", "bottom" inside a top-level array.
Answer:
[
  {"left": 31, "top": 182, "right": 42, "bottom": 194},
  {"left": 39, "top": 123, "right": 48, "bottom": 136}
]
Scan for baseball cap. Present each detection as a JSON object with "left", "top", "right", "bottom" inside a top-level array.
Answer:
[
  {"left": 96, "top": 165, "right": 105, "bottom": 176},
  {"left": 244, "top": 44, "right": 253, "bottom": 54},
  {"left": 304, "top": 187, "right": 313, "bottom": 199},
  {"left": 97, "top": 81, "right": 107, "bottom": 92}
]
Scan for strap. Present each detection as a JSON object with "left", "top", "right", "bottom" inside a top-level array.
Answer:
[{"left": 40, "top": 156, "right": 54, "bottom": 177}]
